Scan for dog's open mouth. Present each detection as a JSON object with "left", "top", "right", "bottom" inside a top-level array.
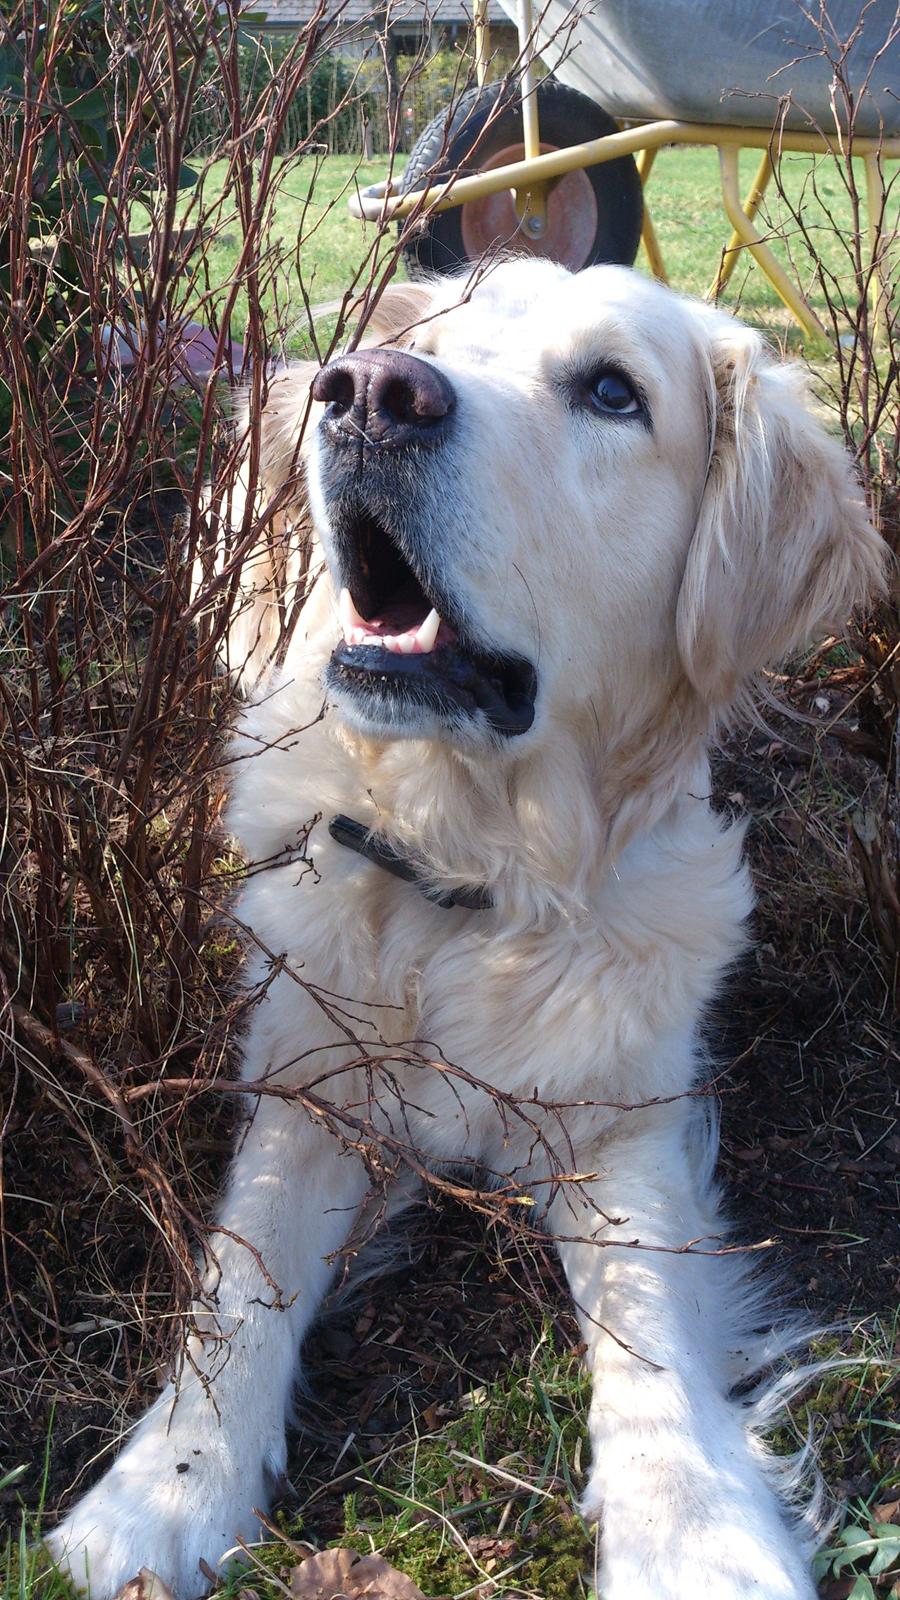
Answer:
[{"left": 325, "top": 505, "right": 536, "bottom": 737}]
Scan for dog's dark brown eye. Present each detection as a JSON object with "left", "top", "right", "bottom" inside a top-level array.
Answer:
[{"left": 588, "top": 369, "right": 641, "bottom": 417}]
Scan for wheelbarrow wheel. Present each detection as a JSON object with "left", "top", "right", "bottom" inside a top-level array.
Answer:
[{"left": 399, "top": 78, "right": 642, "bottom": 279}]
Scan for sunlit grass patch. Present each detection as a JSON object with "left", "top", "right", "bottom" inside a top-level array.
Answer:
[
  {"left": 337, "top": 1341, "right": 592, "bottom": 1599},
  {"left": 217, "top": 1328, "right": 594, "bottom": 1600},
  {"left": 782, "top": 1317, "right": 900, "bottom": 1509},
  {"left": 139, "top": 139, "right": 900, "bottom": 361}
]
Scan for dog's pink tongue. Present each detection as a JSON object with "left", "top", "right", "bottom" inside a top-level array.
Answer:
[
  {"left": 366, "top": 601, "right": 431, "bottom": 635},
  {"left": 365, "top": 608, "right": 458, "bottom": 648}
]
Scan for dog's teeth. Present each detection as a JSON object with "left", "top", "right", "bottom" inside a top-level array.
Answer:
[
  {"left": 415, "top": 608, "right": 441, "bottom": 653},
  {"left": 339, "top": 588, "right": 368, "bottom": 645},
  {"left": 341, "top": 604, "right": 441, "bottom": 655}
]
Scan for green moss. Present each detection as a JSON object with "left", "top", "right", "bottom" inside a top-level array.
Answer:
[{"left": 320, "top": 1335, "right": 593, "bottom": 1598}]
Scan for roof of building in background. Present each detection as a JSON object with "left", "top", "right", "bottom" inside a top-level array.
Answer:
[{"left": 254, "top": 0, "right": 511, "bottom": 29}]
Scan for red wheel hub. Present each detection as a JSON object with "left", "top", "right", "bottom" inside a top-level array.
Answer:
[{"left": 459, "top": 141, "right": 599, "bottom": 269}]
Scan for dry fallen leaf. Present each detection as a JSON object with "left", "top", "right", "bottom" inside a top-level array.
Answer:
[
  {"left": 290, "top": 1549, "right": 425, "bottom": 1600},
  {"left": 114, "top": 1569, "right": 179, "bottom": 1600}
]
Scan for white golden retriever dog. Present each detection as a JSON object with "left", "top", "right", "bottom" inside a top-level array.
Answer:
[{"left": 48, "top": 261, "right": 885, "bottom": 1600}]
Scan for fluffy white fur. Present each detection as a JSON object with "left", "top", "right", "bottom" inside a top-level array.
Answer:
[{"left": 46, "top": 261, "right": 885, "bottom": 1600}]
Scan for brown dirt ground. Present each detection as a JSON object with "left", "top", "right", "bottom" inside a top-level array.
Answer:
[{"left": 2, "top": 708, "right": 897, "bottom": 1542}]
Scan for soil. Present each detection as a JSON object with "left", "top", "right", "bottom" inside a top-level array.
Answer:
[{"left": 713, "top": 729, "right": 898, "bottom": 1322}]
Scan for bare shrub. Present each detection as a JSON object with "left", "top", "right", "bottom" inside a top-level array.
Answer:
[
  {"left": 0, "top": 0, "right": 407, "bottom": 1492},
  {"left": 762, "top": 5, "right": 900, "bottom": 995}
]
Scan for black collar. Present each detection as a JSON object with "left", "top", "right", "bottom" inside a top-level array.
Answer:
[{"left": 328, "top": 814, "right": 493, "bottom": 911}]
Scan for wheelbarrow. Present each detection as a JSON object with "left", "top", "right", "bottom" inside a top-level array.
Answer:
[{"left": 347, "top": 0, "right": 900, "bottom": 339}]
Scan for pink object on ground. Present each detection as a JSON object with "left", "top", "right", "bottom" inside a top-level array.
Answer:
[
  {"left": 101, "top": 319, "right": 244, "bottom": 381},
  {"left": 174, "top": 322, "right": 245, "bottom": 379}
]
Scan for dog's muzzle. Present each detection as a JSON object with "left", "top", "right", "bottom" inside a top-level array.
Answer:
[
  {"left": 312, "top": 348, "right": 455, "bottom": 453},
  {"left": 311, "top": 349, "right": 537, "bottom": 742}
]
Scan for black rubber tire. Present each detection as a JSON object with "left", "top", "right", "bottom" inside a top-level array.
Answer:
[{"left": 400, "top": 78, "right": 643, "bottom": 279}]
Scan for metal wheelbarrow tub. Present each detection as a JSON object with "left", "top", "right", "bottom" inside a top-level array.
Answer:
[{"left": 535, "top": 0, "right": 900, "bottom": 138}]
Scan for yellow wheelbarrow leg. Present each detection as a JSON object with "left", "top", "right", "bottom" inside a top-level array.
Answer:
[
  {"left": 711, "top": 148, "right": 773, "bottom": 297},
  {"left": 513, "top": 0, "right": 548, "bottom": 237},
  {"left": 473, "top": 0, "right": 490, "bottom": 89},
  {"left": 635, "top": 146, "right": 669, "bottom": 283},
  {"left": 864, "top": 151, "right": 892, "bottom": 341},
  {"left": 715, "top": 144, "right": 826, "bottom": 339},
  {"left": 513, "top": 177, "right": 552, "bottom": 234}
]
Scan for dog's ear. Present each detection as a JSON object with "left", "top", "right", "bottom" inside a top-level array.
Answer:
[
  {"left": 355, "top": 280, "right": 438, "bottom": 346},
  {"left": 248, "top": 361, "right": 319, "bottom": 496},
  {"left": 676, "top": 320, "right": 886, "bottom": 708}
]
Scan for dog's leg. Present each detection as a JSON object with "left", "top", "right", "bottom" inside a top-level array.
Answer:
[
  {"left": 46, "top": 1089, "right": 371, "bottom": 1600},
  {"left": 548, "top": 1104, "right": 816, "bottom": 1600}
]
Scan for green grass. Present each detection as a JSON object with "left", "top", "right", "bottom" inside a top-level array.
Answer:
[
  {"left": 151, "top": 153, "right": 407, "bottom": 357},
  {"left": 223, "top": 1329, "right": 595, "bottom": 1600},
  {"left": 216, "top": 1314, "right": 898, "bottom": 1600},
  {"left": 338, "top": 1339, "right": 591, "bottom": 1600},
  {"left": 2, "top": 1426, "right": 74, "bottom": 1600},
  {"left": 639, "top": 144, "right": 884, "bottom": 336},
  {"left": 790, "top": 1317, "right": 900, "bottom": 1511}
]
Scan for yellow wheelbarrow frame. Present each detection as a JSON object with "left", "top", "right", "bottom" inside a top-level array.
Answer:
[{"left": 347, "top": 0, "right": 899, "bottom": 340}]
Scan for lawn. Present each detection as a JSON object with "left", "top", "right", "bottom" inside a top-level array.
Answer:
[
  {"left": 166, "top": 153, "right": 406, "bottom": 357},
  {"left": 638, "top": 144, "right": 879, "bottom": 327},
  {"left": 168, "top": 143, "right": 895, "bottom": 358}
]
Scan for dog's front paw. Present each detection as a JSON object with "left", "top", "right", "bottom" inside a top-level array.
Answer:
[
  {"left": 45, "top": 1465, "right": 266, "bottom": 1600},
  {"left": 582, "top": 1474, "right": 818, "bottom": 1600},
  {"left": 596, "top": 1544, "right": 817, "bottom": 1600},
  {"left": 44, "top": 1395, "right": 277, "bottom": 1600}
]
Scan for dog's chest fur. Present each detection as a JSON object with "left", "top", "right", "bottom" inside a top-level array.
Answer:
[{"left": 229, "top": 657, "right": 752, "bottom": 1160}]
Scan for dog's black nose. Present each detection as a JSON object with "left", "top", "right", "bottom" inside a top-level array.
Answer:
[{"left": 312, "top": 348, "right": 455, "bottom": 449}]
